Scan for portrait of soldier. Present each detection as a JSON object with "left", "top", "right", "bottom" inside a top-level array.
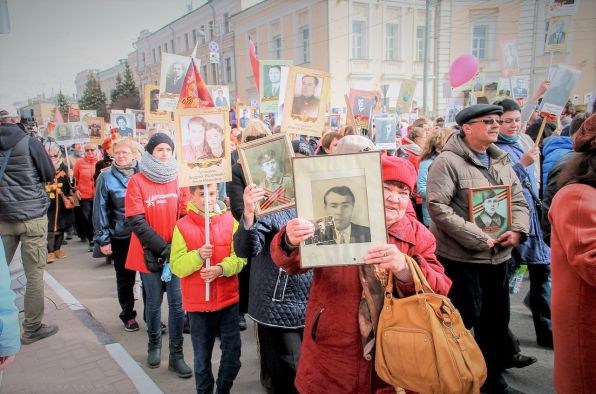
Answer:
[
  {"left": 291, "top": 74, "right": 320, "bottom": 118},
  {"left": 474, "top": 189, "right": 507, "bottom": 235},
  {"left": 165, "top": 61, "right": 186, "bottom": 94},
  {"left": 264, "top": 65, "right": 282, "bottom": 98}
]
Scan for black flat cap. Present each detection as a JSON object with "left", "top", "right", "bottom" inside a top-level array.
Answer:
[{"left": 455, "top": 104, "right": 503, "bottom": 126}]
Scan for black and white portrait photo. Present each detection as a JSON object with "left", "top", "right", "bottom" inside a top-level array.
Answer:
[
  {"left": 291, "top": 73, "right": 321, "bottom": 119},
  {"left": 511, "top": 76, "right": 529, "bottom": 99},
  {"left": 304, "top": 216, "right": 336, "bottom": 246},
  {"left": 110, "top": 113, "right": 135, "bottom": 138},
  {"left": 374, "top": 117, "right": 397, "bottom": 150}
]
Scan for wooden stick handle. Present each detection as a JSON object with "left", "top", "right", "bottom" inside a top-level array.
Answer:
[{"left": 534, "top": 116, "right": 549, "bottom": 147}]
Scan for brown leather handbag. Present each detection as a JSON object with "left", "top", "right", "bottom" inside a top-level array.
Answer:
[{"left": 375, "top": 256, "right": 487, "bottom": 394}]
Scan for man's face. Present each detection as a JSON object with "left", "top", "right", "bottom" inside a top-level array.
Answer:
[
  {"left": 357, "top": 97, "right": 365, "bottom": 109},
  {"left": 172, "top": 63, "right": 184, "bottom": 79},
  {"left": 301, "top": 76, "right": 317, "bottom": 97},
  {"left": 268, "top": 67, "right": 281, "bottom": 84},
  {"left": 261, "top": 158, "right": 278, "bottom": 178},
  {"left": 324, "top": 192, "right": 354, "bottom": 231},
  {"left": 136, "top": 112, "right": 144, "bottom": 122},
  {"left": 217, "top": 90, "right": 224, "bottom": 97},
  {"left": 117, "top": 118, "right": 127, "bottom": 129},
  {"left": 317, "top": 221, "right": 325, "bottom": 232},
  {"left": 483, "top": 196, "right": 498, "bottom": 216},
  {"left": 465, "top": 115, "right": 501, "bottom": 146}
]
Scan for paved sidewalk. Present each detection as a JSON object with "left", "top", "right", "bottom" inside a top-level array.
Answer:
[{"left": 1, "top": 281, "right": 145, "bottom": 394}]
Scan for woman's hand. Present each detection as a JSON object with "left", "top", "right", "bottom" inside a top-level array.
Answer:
[
  {"left": 363, "top": 244, "right": 411, "bottom": 282},
  {"left": 531, "top": 80, "right": 550, "bottom": 101},
  {"left": 519, "top": 146, "right": 540, "bottom": 168},
  {"left": 243, "top": 184, "right": 266, "bottom": 228},
  {"left": 198, "top": 244, "right": 213, "bottom": 260},
  {"left": 100, "top": 244, "right": 112, "bottom": 256},
  {"left": 285, "top": 218, "right": 315, "bottom": 247},
  {"left": 200, "top": 265, "right": 223, "bottom": 283}
]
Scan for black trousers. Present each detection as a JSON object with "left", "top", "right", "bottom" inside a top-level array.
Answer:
[
  {"left": 47, "top": 232, "right": 64, "bottom": 253},
  {"left": 256, "top": 324, "right": 302, "bottom": 394},
  {"left": 111, "top": 237, "right": 137, "bottom": 323},
  {"left": 238, "top": 258, "right": 251, "bottom": 315},
  {"left": 440, "top": 257, "right": 511, "bottom": 392},
  {"left": 75, "top": 199, "right": 94, "bottom": 242}
]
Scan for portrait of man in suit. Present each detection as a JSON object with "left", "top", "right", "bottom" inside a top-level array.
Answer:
[
  {"left": 375, "top": 119, "right": 394, "bottom": 145},
  {"left": 512, "top": 78, "right": 528, "bottom": 98},
  {"left": 548, "top": 19, "right": 566, "bottom": 46},
  {"left": 165, "top": 62, "right": 186, "bottom": 94},
  {"left": 239, "top": 108, "right": 251, "bottom": 129},
  {"left": 323, "top": 185, "right": 371, "bottom": 244},
  {"left": 150, "top": 89, "right": 160, "bottom": 112},
  {"left": 352, "top": 96, "right": 372, "bottom": 117},
  {"left": 264, "top": 65, "right": 282, "bottom": 98},
  {"left": 291, "top": 74, "right": 320, "bottom": 118},
  {"left": 214, "top": 89, "right": 228, "bottom": 107}
]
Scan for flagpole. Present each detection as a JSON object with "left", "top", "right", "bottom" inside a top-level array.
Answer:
[{"left": 204, "top": 183, "right": 210, "bottom": 301}]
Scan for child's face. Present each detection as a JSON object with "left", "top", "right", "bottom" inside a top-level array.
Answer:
[{"left": 191, "top": 184, "right": 218, "bottom": 212}]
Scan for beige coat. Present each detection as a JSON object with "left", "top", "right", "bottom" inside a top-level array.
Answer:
[{"left": 427, "top": 132, "right": 529, "bottom": 264}]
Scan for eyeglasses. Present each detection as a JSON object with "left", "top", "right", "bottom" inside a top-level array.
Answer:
[
  {"left": 113, "top": 151, "right": 132, "bottom": 156},
  {"left": 50, "top": 154, "right": 60, "bottom": 158},
  {"left": 85, "top": 149, "right": 96, "bottom": 152},
  {"left": 467, "top": 118, "right": 503, "bottom": 126}
]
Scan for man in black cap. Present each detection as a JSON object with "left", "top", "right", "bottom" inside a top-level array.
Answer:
[{"left": 426, "top": 104, "right": 530, "bottom": 394}]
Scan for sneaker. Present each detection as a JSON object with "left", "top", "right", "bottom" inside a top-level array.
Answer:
[
  {"left": 47, "top": 252, "right": 56, "bottom": 264},
  {"left": 239, "top": 315, "right": 247, "bottom": 331},
  {"left": 62, "top": 240, "right": 68, "bottom": 245},
  {"left": 87, "top": 243, "right": 94, "bottom": 252},
  {"left": 124, "top": 319, "right": 140, "bottom": 332},
  {"left": 54, "top": 250, "right": 67, "bottom": 259},
  {"left": 21, "top": 324, "right": 59, "bottom": 345}
]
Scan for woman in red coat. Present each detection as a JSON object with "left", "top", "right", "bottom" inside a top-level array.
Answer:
[
  {"left": 271, "top": 156, "right": 452, "bottom": 393},
  {"left": 73, "top": 142, "right": 98, "bottom": 250},
  {"left": 549, "top": 114, "right": 596, "bottom": 394}
]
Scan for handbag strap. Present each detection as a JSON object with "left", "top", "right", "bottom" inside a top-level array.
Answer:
[
  {"left": 477, "top": 166, "right": 501, "bottom": 186},
  {"left": 384, "top": 255, "right": 435, "bottom": 298},
  {"left": 0, "top": 148, "right": 13, "bottom": 183}
]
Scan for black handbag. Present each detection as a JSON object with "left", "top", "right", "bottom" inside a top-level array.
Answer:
[{"left": 143, "top": 247, "right": 165, "bottom": 273}]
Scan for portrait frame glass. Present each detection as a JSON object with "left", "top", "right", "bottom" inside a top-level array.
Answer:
[
  {"left": 145, "top": 84, "right": 172, "bottom": 123},
  {"left": 236, "top": 104, "right": 255, "bottom": 132},
  {"left": 174, "top": 107, "right": 232, "bottom": 187},
  {"left": 237, "top": 134, "right": 296, "bottom": 217},
  {"left": 207, "top": 85, "right": 231, "bottom": 110},
  {"left": 259, "top": 60, "right": 292, "bottom": 113},
  {"left": 110, "top": 112, "right": 135, "bottom": 139},
  {"left": 468, "top": 185, "right": 512, "bottom": 240},
  {"left": 293, "top": 151, "right": 387, "bottom": 268}
]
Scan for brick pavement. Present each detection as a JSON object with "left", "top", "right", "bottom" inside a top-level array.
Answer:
[{"left": 1, "top": 284, "right": 140, "bottom": 394}]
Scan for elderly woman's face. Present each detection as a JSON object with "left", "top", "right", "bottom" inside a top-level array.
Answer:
[
  {"left": 113, "top": 144, "right": 133, "bottom": 167},
  {"left": 383, "top": 181, "right": 410, "bottom": 227}
]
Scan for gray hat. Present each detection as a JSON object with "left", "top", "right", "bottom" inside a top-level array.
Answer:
[
  {"left": 0, "top": 110, "right": 10, "bottom": 119},
  {"left": 334, "top": 135, "right": 376, "bottom": 154},
  {"left": 455, "top": 104, "right": 503, "bottom": 126}
]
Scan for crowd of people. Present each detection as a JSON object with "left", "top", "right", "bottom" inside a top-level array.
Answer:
[{"left": 0, "top": 79, "right": 594, "bottom": 393}]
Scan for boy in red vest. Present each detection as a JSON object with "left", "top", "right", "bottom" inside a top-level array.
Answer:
[{"left": 170, "top": 183, "right": 246, "bottom": 394}]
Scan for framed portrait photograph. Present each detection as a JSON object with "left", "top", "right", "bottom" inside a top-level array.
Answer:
[
  {"left": 374, "top": 116, "right": 397, "bottom": 150},
  {"left": 511, "top": 76, "right": 529, "bottom": 99},
  {"left": 158, "top": 53, "right": 194, "bottom": 112},
  {"left": 70, "top": 121, "right": 90, "bottom": 143},
  {"left": 468, "top": 185, "right": 512, "bottom": 240},
  {"left": 472, "top": 74, "right": 485, "bottom": 97},
  {"left": 84, "top": 117, "right": 104, "bottom": 144},
  {"left": 293, "top": 151, "right": 387, "bottom": 268},
  {"left": 79, "top": 110, "right": 97, "bottom": 123},
  {"left": 236, "top": 105, "right": 255, "bottom": 131},
  {"left": 110, "top": 112, "right": 135, "bottom": 138},
  {"left": 545, "top": 15, "right": 571, "bottom": 53},
  {"left": 395, "top": 80, "right": 416, "bottom": 113},
  {"left": 144, "top": 84, "right": 172, "bottom": 123},
  {"left": 174, "top": 107, "right": 232, "bottom": 187},
  {"left": 238, "top": 134, "right": 295, "bottom": 217},
  {"left": 327, "top": 114, "right": 341, "bottom": 128},
  {"left": 208, "top": 85, "right": 230, "bottom": 109},
  {"left": 540, "top": 65, "right": 580, "bottom": 117},
  {"left": 259, "top": 60, "right": 292, "bottom": 113},
  {"left": 126, "top": 109, "right": 146, "bottom": 132},
  {"left": 54, "top": 123, "right": 74, "bottom": 146},
  {"left": 281, "top": 66, "right": 330, "bottom": 137}
]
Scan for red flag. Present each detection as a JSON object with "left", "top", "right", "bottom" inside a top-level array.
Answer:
[
  {"left": 177, "top": 59, "right": 214, "bottom": 109},
  {"left": 53, "top": 107, "right": 64, "bottom": 124},
  {"left": 249, "top": 39, "right": 260, "bottom": 94}
]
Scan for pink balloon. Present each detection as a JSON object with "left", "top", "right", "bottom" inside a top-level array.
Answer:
[{"left": 448, "top": 54, "right": 480, "bottom": 88}]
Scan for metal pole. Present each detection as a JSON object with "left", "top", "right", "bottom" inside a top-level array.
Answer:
[
  {"left": 423, "top": 0, "right": 431, "bottom": 116},
  {"left": 204, "top": 184, "right": 210, "bottom": 301}
]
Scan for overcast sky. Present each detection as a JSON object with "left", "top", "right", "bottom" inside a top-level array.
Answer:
[{"left": 0, "top": 0, "right": 205, "bottom": 113}]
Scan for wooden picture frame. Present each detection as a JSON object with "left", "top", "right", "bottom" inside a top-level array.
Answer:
[
  {"left": 144, "top": 84, "right": 172, "bottom": 123},
  {"left": 468, "top": 185, "right": 512, "bottom": 240},
  {"left": 293, "top": 151, "right": 387, "bottom": 268},
  {"left": 237, "top": 134, "right": 295, "bottom": 217}
]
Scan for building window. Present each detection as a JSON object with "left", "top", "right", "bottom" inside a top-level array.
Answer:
[
  {"left": 300, "top": 26, "right": 310, "bottom": 64},
  {"left": 273, "top": 35, "right": 282, "bottom": 59},
  {"left": 224, "top": 13, "right": 230, "bottom": 34},
  {"left": 352, "top": 20, "right": 368, "bottom": 59},
  {"left": 211, "top": 63, "right": 217, "bottom": 84},
  {"left": 164, "top": 42, "right": 168, "bottom": 52},
  {"left": 184, "top": 33, "right": 189, "bottom": 51},
  {"left": 415, "top": 26, "right": 425, "bottom": 61},
  {"left": 201, "top": 64, "right": 207, "bottom": 81},
  {"left": 225, "top": 57, "right": 232, "bottom": 84},
  {"left": 200, "top": 25, "right": 206, "bottom": 44},
  {"left": 192, "top": 29, "right": 197, "bottom": 46},
  {"left": 171, "top": 39, "right": 175, "bottom": 53},
  {"left": 152, "top": 48, "right": 156, "bottom": 63},
  {"left": 157, "top": 45, "right": 161, "bottom": 62},
  {"left": 142, "top": 52, "right": 146, "bottom": 67},
  {"left": 385, "top": 23, "right": 399, "bottom": 60},
  {"left": 209, "top": 21, "right": 214, "bottom": 40},
  {"left": 472, "top": 25, "right": 488, "bottom": 59}
]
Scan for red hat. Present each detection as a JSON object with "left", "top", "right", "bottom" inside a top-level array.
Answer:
[{"left": 381, "top": 156, "right": 417, "bottom": 191}]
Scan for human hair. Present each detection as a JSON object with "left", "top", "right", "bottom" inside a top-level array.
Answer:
[
  {"left": 116, "top": 115, "right": 127, "bottom": 124},
  {"left": 569, "top": 112, "right": 588, "bottom": 137},
  {"left": 411, "top": 117, "right": 430, "bottom": 129},
  {"left": 435, "top": 117, "right": 445, "bottom": 127},
  {"left": 323, "top": 186, "right": 355, "bottom": 206},
  {"left": 493, "top": 98, "right": 520, "bottom": 113},
  {"left": 384, "top": 180, "right": 410, "bottom": 193},
  {"left": 241, "top": 119, "right": 271, "bottom": 142},
  {"left": 188, "top": 116, "right": 207, "bottom": 129},
  {"left": 343, "top": 125, "right": 355, "bottom": 136},
  {"left": 420, "top": 128, "right": 450, "bottom": 161},
  {"left": 269, "top": 65, "right": 281, "bottom": 72},
  {"left": 112, "top": 138, "right": 137, "bottom": 154},
  {"left": 321, "top": 132, "right": 342, "bottom": 151},
  {"left": 409, "top": 126, "right": 427, "bottom": 145}
]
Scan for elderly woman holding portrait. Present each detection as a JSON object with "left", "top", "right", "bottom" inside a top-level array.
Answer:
[{"left": 270, "top": 156, "right": 451, "bottom": 393}]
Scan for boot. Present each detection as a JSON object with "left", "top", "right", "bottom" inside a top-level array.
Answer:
[
  {"left": 147, "top": 333, "right": 162, "bottom": 368},
  {"left": 168, "top": 338, "right": 193, "bottom": 378},
  {"left": 47, "top": 252, "right": 56, "bottom": 264}
]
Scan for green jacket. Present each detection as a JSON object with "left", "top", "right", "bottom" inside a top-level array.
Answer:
[{"left": 427, "top": 132, "right": 529, "bottom": 264}]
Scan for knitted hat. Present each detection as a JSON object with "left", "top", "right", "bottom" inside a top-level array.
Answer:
[
  {"left": 381, "top": 156, "right": 417, "bottom": 191},
  {"left": 146, "top": 132, "right": 175, "bottom": 154}
]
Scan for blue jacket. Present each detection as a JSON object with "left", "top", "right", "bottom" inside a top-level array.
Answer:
[
  {"left": 541, "top": 136, "right": 572, "bottom": 186},
  {"left": 93, "top": 164, "right": 138, "bottom": 245},
  {"left": 0, "top": 240, "right": 21, "bottom": 357},
  {"left": 496, "top": 138, "right": 550, "bottom": 265},
  {"left": 417, "top": 157, "right": 435, "bottom": 226},
  {"left": 234, "top": 208, "right": 312, "bottom": 328}
]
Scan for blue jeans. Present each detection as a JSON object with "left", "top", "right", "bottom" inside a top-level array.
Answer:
[
  {"left": 189, "top": 303, "right": 242, "bottom": 394},
  {"left": 140, "top": 272, "right": 184, "bottom": 341},
  {"left": 526, "top": 264, "right": 552, "bottom": 346}
]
